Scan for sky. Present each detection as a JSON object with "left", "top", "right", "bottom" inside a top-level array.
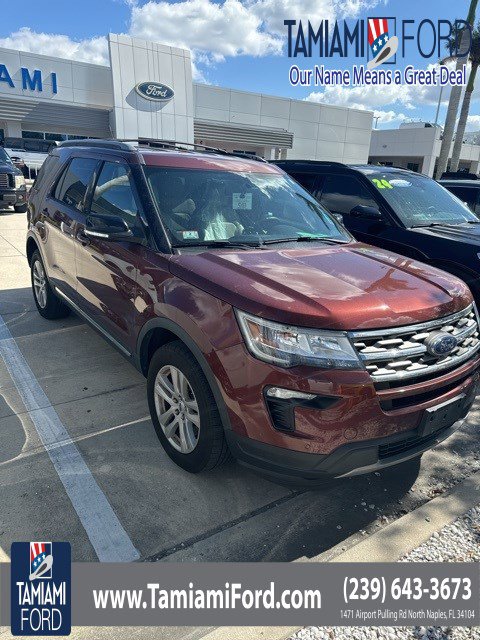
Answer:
[{"left": 0, "top": 0, "right": 479, "bottom": 130}]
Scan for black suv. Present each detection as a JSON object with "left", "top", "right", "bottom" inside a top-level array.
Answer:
[
  {"left": 0, "top": 146, "right": 27, "bottom": 212},
  {"left": 440, "top": 179, "right": 480, "bottom": 218},
  {"left": 276, "top": 161, "right": 480, "bottom": 302}
]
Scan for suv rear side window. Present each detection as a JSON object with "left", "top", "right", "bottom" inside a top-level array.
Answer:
[
  {"left": 54, "top": 157, "right": 98, "bottom": 210},
  {"left": 90, "top": 162, "right": 141, "bottom": 229},
  {"left": 290, "top": 172, "right": 319, "bottom": 195},
  {"left": 320, "top": 175, "right": 378, "bottom": 217}
]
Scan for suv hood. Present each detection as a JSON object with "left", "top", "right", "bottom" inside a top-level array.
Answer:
[
  {"left": 170, "top": 242, "right": 471, "bottom": 331},
  {"left": 0, "top": 160, "right": 20, "bottom": 175},
  {"left": 414, "top": 223, "right": 480, "bottom": 245},
  {"left": 0, "top": 163, "right": 17, "bottom": 173}
]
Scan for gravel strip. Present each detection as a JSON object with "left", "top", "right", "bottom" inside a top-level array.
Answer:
[
  {"left": 400, "top": 505, "right": 480, "bottom": 563},
  {"left": 290, "top": 505, "right": 480, "bottom": 640}
]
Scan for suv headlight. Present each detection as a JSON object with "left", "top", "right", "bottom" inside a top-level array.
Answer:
[
  {"left": 14, "top": 174, "right": 26, "bottom": 189},
  {"left": 235, "top": 310, "right": 361, "bottom": 369}
]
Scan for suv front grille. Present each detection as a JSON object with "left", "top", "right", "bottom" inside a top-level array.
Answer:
[
  {"left": 350, "top": 304, "right": 480, "bottom": 383},
  {"left": 0, "top": 173, "right": 11, "bottom": 188}
]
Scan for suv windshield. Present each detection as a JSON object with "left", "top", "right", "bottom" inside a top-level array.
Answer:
[
  {"left": 0, "top": 148, "right": 13, "bottom": 165},
  {"left": 144, "top": 167, "right": 351, "bottom": 246},
  {"left": 366, "top": 171, "right": 478, "bottom": 227}
]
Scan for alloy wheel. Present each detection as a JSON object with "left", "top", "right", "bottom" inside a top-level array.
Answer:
[
  {"left": 154, "top": 365, "right": 201, "bottom": 453},
  {"left": 33, "top": 260, "right": 47, "bottom": 309}
]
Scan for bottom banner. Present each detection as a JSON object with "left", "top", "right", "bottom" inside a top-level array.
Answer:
[{"left": 1, "top": 560, "right": 478, "bottom": 633}]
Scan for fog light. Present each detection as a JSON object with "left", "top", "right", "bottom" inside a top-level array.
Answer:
[
  {"left": 264, "top": 387, "right": 339, "bottom": 433},
  {"left": 266, "top": 387, "right": 316, "bottom": 400}
]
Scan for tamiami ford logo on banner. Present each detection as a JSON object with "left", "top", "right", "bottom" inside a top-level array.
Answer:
[
  {"left": 10, "top": 542, "right": 71, "bottom": 636},
  {"left": 285, "top": 17, "right": 471, "bottom": 88}
]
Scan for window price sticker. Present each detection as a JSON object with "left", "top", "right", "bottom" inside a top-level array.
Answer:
[{"left": 233, "top": 193, "right": 252, "bottom": 210}]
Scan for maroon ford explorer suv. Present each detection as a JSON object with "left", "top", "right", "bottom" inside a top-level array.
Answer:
[{"left": 26, "top": 140, "right": 480, "bottom": 484}]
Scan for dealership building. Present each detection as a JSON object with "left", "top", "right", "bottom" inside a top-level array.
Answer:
[
  {"left": 369, "top": 122, "right": 480, "bottom": 177},
  {"left": 0, "top": 34, "right": 373, "bottom": 164}
]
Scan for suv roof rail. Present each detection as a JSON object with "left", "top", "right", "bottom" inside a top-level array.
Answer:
[
  {"left": 56, "top": 137, "right": 267, "bottom": 163},
  {"left": 56, "top": 139, "right": 134, "bottom": 151},
  {"left": 273, "top": 159, "right": 346, "bottom": 168}
]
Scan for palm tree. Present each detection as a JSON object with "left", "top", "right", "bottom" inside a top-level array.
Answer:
[
  {"left": 450, "top": 23, "right": 480, "bottom": 171},
  {"left": 435, "top": 0, "right": 478, "bottom": 179}
]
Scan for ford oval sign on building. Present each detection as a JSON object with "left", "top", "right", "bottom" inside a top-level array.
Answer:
[{"left": 135, "top": 81, "right": 174, "bottom": 102}]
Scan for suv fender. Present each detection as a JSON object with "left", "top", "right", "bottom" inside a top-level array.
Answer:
[
  {"left": 428, "top": 260, "right": 480, "bottom": 301},
  {"left": 136, "top": 317, "right": 233, "bottom": 433},
  {"left": 26, "top": 234, "right": 41, "bottom": 266}
]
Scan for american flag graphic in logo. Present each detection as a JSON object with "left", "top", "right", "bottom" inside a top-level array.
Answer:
[
  {"left": 29, "top": 541, "right": 53, "bottom": 580},
  {"left": 368, "top": 19, "right": 391, "bottom": 57},
  {"left": 367, "top": 17, "right": 398, "bottom": 68}
]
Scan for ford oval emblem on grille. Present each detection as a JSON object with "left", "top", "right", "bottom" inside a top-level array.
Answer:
[
  {"left": 424, "top": 331, "right": 458, "bottom": 357},
  {"left": 135, "top": 81, "right": 174, "bottom": 102}
]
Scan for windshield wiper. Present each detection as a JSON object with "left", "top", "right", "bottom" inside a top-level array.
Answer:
[
  {"left": 260, "top": 236, "right": 349, "bottom": 245},
  {"left": 173, "top": 240, "right": 265, "bottom": 250},
  {"left": 410, "top": 222, "right": 465, "bottom": 228}
]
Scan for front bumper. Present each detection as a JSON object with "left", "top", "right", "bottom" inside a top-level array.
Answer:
[
  {"left": 226, "top": 383, "right": 475, "bottom": 484},
  {"left": 214, "top": 341, "right": 479, "bottom": 483}
]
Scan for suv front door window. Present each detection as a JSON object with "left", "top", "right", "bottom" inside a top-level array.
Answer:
[
  {"left": 320, "top": 174, "right": 378, "bottom": 221},
  {"left": 445, "top": 185, "right": 480, "bottom": 216},
  {"left": 90, "top": 162, "right": 145, "bottom": 234}
]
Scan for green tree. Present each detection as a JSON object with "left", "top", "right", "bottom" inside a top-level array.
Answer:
[
  {"left": 435, "top": 0, "right": 478, "bottom": 179},
  {"left": 450, "top": 23, "right": 480, "bottom": 171}
]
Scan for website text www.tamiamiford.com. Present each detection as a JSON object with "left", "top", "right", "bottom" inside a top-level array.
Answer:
[{"left": 93, "top": 582, "right": 321, "bottom": 611}]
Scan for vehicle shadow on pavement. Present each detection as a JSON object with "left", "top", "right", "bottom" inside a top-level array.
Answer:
[{"left": 161, "top": 404, "right": 480, "bottom": 563}]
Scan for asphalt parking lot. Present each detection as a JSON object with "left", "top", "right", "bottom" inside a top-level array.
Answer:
[{"left": 1, "top": 209, "right": 480, "bottom": 564}]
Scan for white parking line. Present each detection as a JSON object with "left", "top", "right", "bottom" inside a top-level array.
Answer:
[{"left": 0, "top": 313, "right": 140, "bottom": 562}]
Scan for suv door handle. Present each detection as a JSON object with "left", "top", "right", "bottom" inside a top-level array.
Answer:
[
  {"left": 76, "top": 229, "right": 91, "bottom": 246},
  {"left": 60, "top": 221, "right": 74, "bottom": 236}
]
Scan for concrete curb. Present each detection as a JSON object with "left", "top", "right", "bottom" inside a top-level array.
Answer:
[{"left": 312, "top": 470, "right": 480, "bottom": 563}]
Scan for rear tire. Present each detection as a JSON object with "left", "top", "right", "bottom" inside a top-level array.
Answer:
[
  {"left": 147, "top": 340, "right": 231, "bottom": 473},
  {"left": 30, "top": 250, "right": 70, "bottom": 319},
  {"left": 14, "top": 203, "right": 28, "bottom": 213}
]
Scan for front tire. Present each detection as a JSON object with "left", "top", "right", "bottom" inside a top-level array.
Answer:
[
  {"left": 14, "top": 203, "right": 28, "bottom": 213},
  {"left": 147, "top": 341, "right": 231, "bottom": 473},
  {"left": 30, "top": 250, "right": 70, "bottom": 319}
]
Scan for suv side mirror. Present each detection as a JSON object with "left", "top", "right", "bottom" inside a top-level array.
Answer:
[
  {"left": 84, "top": 213, "right": 142, "bottom": 243},
  {"left": 350, "top": 205, "right": 383, "bottom": 221}
]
